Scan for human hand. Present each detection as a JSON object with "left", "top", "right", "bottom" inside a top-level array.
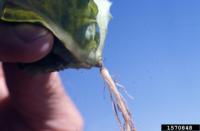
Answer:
[{"left": 0, "top": 23, "right": 83, "bottom": 131}]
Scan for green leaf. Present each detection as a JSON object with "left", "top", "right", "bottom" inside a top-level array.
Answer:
[{"left": 0, "top": 0, "right": 111, "bottom": 71}]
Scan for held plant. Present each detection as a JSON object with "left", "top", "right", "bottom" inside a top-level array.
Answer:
[{"left": 0, "top": 0, "right": 136, "bottom": 130}]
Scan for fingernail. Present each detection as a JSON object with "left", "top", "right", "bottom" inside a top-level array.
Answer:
[{"left": 13, "top": 24, "right": 49, "bottom": 42}]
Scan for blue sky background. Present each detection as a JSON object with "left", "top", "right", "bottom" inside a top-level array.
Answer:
[{"left": 60, "top": 0, "right": 200, "bottom": 130}]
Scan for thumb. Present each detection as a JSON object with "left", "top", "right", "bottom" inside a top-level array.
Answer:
[{"left": 0, "top": 23, "right": 54, "bottom": 63}]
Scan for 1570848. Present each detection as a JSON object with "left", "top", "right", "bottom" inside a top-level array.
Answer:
[{"left": 161, "top": 124, "right": 199, "bottom": 131}]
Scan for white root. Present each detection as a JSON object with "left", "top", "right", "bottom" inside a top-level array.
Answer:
[{"left": 100, "top": 67, "right": 136, "bottom": 131}]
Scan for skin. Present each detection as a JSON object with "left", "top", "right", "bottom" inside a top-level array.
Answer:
[{"left": 0, "top": 23, "right": 84, "bottom": 131}]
